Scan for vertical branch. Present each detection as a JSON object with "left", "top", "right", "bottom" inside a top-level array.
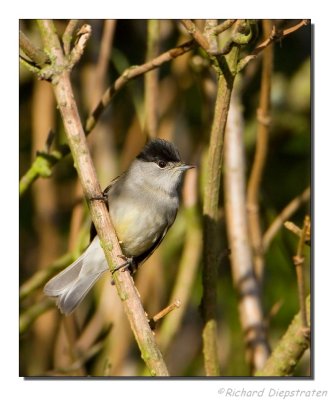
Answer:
[
  {"left": 224, "top": 86, "right": 270, "bottom": 373},
  {"left": 93, "top": 20, "right": 116, "bottom": 105},
  {"left": 202, "top": 44, "right": 240, "bottom": 376},
  {"left": 28, "top": 80, "right": 60, "bottom": 375},
  {"left": 246, "top": 19, "right": 273, "bottom": 283},
  {"left": 293, "top": 216, "right": 310, "bottom": 329},
  {"left": 89, "top": 19, "right": 118, "bottom": 188},
  {"left": 144, "top": 20, "right": 160, "bottom": 138},
  {"left": 36, "top": 20, "right": 169, "bottom": 376}
]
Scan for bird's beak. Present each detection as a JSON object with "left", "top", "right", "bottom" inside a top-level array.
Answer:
[{"left": 177, "top": 163, "right": 195, "bottom": 171}]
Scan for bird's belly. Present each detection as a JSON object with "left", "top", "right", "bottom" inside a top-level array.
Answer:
[{"left": 110, "top": 205, "right": 166, "bottom": 257}]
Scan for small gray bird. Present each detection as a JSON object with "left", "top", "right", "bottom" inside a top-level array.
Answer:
[{"left": 44, "top": 139, "right": 193, "bottom": 315}]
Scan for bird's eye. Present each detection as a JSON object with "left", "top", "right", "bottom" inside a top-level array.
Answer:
[{"left": 157, "top": 160, "right": 167, "bottom": 168}]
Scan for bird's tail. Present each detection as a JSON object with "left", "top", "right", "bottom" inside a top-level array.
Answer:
[{"left": 44, "top": 244, "right": 107, "bottom": 315}]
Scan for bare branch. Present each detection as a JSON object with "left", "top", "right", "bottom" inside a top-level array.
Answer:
[
  {"left": 181, "top": 19, "right": 209, "bottom": 51},
  {"left": 246, "top": 20, "right": 273, "bottom": 283},
  {"left": 238, "top": 19, "right": 310, "bottom": 72},
  {"left": 201, "top": 41, "right": 241, "bottom": 377},
  {"left": 36, "top": 20, "right": 169, "bottom": 376},
  {"left": 224, "top": 88, "right": 270, "bottom": 373},
  {"left": 85, "top": 39, "right": 195, "bottom": 133},
  {"left": 19, "top": 30, "right": 49, "bottom": 66},
  {"left": 263, "top": 187, "right": 310, "bottom": 250},
  {"left": 67, "top": 24, "right": 92, "bottom": 69},
  {"left": 149, "top": 299, "right": 181, "bottom": 330},
  {"left": 204, "top": 19, "right": 219, "bottom": 54},
  {"left": 20, "top": 298, "right": 55, "bottom": 334},
  {"left": 211, "top": 19, "right": 237, "bottom": 36},
  {"left": 62, "top": 19, "right": 79, "bottom": 55},
  {"left": 20, "top": 55, "right": 41, "bottom": 74},
  {"left": 158, "top": 169, "right": 202, "bottom": 352},
  {"left": 19, "top": 143, "right": 69, "bottom": 196},
  {"left": 93, "top": 20, "right": 116, "bottom": 104},
  {"left": 20, "top": 228, "right": 88, "bottom": 301},
  {"left": 144, "top": 20, "right": 160, "bottom": 138},
  {"left": 19, "top": 35, "right": 195, "bottom": 197},
  {"left": 284, "top": 220, "right": 311, "bottom": 244},
  {"left": 153, "top": 300, "right": 181, "bottom": 322},
  {"left": 293, "top": 216, "right": 310, "bottom": 329},
  {"left": 256, "top": 295, "right": 310, "bottom": 377}
]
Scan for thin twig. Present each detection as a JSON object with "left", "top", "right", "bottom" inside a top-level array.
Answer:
[
  {"left": 20, "top": 37, "right": 195, "bottom": 197},
  {"left": 67, "top": 21, "right": 116, "bottom": 252},
  {"left": 19, "top": 55, "right": 41, "bottom": 74},
  {"left": 158, "top": 170, "right": 202, "bottom": 352},
  {"left": 238, "top": 19, "right": 310, "bottom": 72},
  {"left": 20, "top": 232, "right": 87, "bottom": 301},
  {"left": 36, "top": 20, "right": 169, "bottom": 376},
  {"left": 224, "top": 87, "right": 270, "bottom": 374},
  {"left": 293, "top": 216, "right": 310, "bottom": 329},
  {"left": 19, "top": 144, "right": 69, "bottom": 196},
  {"left": 211, "top": 19, "right": 237, "bottom": 36},
  {"left": 144, "top": 20, "right": 160, "bottom": 138},
  {"left": 67, "top": 24, "right": 92, "bottom": 70},
  {"left": 263, "top": 187, "right": 310, "bottom": 250},
  {"left": 284, "top": 220, "right": 311, "bottom": 245},
  {"left": 149, "top": 300, "right": 181, "bottom": 330},
  {"left": 153, "top": 300, "right": 181, "bottom": 322},
  {"left": 85, "top": 39, "right": 195, "bottom": 133},
  {"left": 62, "top": 19, "right": 79, "bottom": 55},
  {"left": 19, "top": 30, "right": 49, "bottom": 66},
  {"left": 246, "top": 20, "right": 273, "bottom": 283},
  {"left": 20, "top": 298, "right": 55, "bottom": 334},
  {"left": 256, "top": 295, "right": 310, "bottom": 377},
  {"left": 181, "top": 20, "right": 209, "bottom": 51},
  {"left": 89, "top": 20, "right": 117, "bottom": 191},
  {"left": 48, "top": 341, "right": 104, "bottom": 375},
  {"left": 93, "top": 20, "right": 116, "bottom": 104}
]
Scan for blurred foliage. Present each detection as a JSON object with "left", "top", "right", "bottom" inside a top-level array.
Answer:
[{"left": 19, "top": 20, "right": 311, "bottom": 377}]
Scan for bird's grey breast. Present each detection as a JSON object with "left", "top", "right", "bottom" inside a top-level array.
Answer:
[{"left": 107, "top": 177, "right": 178, "bottom": 257}]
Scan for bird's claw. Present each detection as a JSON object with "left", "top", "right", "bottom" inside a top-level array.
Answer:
[{"left": 112, "top": 255, "right": 138, "bottom": 275}]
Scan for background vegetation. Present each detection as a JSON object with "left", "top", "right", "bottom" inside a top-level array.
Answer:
[{"left": 19, "top": 19, "right": 311, "bottom": 377}]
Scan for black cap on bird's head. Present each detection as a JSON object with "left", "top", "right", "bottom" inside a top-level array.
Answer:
[{"left": 137, "top": 139, "right": 181, "bottom": 164}]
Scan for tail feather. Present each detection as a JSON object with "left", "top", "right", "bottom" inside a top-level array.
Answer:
[
  {"left": 55, "top": 272, "right": 104, "bottom": 315},
  {"left": 43, "top": 237, "right": 109, "bottom": 314},
  {"left": 44, "top": 253, "right": 85, "bottom": 296}
]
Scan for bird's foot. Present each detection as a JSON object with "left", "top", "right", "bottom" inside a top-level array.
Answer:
[{"left": 110, "top": 255, "right": 138, "bottom": 285}]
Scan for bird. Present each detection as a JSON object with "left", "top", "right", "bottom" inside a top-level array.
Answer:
[{"left": 44, "top": 138, "right": 193, "bottom": 315}]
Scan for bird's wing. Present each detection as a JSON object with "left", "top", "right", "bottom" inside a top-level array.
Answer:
[
  {"left": 90, "top": 174, "right": 176, "bottom": 271},
  {"left": 102, "top": 174, "right": 122, "bottom": 198},
  {"left": 89, "top": 175, "right": 123, "bottom": 242},
  {"left": 133, "top": 212, "right": 177, "bottom": 266}
]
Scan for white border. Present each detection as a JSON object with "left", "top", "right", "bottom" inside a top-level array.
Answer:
[{"left": 4, "top": 2, "right": 334, "bottom": 398}]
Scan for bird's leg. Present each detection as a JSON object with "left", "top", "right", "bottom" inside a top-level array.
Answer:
[
  {"left": 112, "top": 255, "right": 138, "bottom": 275},
  {"left": 110, "top": 256, "right": 138, "bottom": 285},
  {"left": 89, "top": 193, "right": 108, "bottom": 205}
]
